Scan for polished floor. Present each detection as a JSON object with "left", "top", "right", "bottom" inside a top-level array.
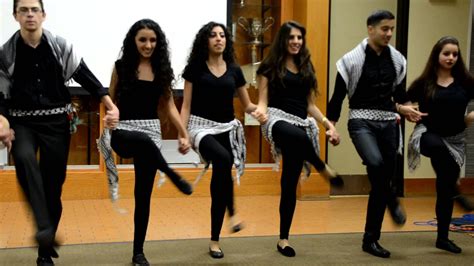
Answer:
[{"left": 0, "top": 195, "right": 471, "bottom": 249}]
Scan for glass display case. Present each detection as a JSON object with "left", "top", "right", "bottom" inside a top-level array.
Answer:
[
  {"left": 229, "top": 0, "right": 282, "bottom": 163},
  {"left": 230, "top": 0, "right": 281, "bottom": 86}
]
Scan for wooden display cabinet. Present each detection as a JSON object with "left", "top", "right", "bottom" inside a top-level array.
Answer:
[{"left": 229, "top": 0, "right": 283, "bottom": 163}]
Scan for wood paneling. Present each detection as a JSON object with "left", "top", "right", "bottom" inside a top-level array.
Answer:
[
  {"left": 0, "top": 167, "right": 332, "bottom": 202},
  {"left": 280, "top": 0, "right": 294, "bottom": 23},
  {"left": 290, "top": 0, "right": 331, "bottom": 198},
  {"left": 67, "top": 96, "right": 101, "bottom": 165}
]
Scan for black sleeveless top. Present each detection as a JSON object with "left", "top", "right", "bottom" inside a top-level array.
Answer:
[{"left": 267, "top": 70, "right": 310, "bottom": 119}]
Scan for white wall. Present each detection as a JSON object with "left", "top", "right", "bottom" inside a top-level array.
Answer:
[
  {"left": 405, "top": 0, "right": 471, "bottom": 178},
  {"left": 0, "top": 0, "right": 227, "bottom": 89}
]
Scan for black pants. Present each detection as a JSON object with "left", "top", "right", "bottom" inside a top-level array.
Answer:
[
  {"left": 199, "top": 132, "right": 235, "bottom": 241},
  {"left": 11, "top": 115, "right": 70, "bottom": 257},
  {"left": 111, "top": 129, "right": 183, "bottom": 255},
  {"left": 420, "top": 131, "right": 459, "bottom": 240},
  {"left": 272, "top": 121, "right": 326, "bottom": 240},
  {"left": 348, "top": 119, "right": 399, "bottom": 241}
]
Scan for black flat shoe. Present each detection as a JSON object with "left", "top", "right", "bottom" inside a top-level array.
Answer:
[
  {"left": 230, "top": 222, "right": 244, "bottom": 233},
  {"left": 48, "top": 247, "right": 59, "bottom": 259},
  {"left": 454, "top": 195, "right": 474, "bottom": 212},
  {"left": 209, "top": 247, "right": 224, "bottom": 259},
  {"left": 329, "top": 175, "right": 344, "bottom": 187},
  {"left": 388, "top": 199, "right": 407, "bottom": 225},
  {"left": 170, "top": 177, "right": 193, "bottom": 195},
  {"left": 35, "top": 229, "right": 55, "bottom": 249},
  {"left": 132, "top": 253, "right": 150, "bottom": 266},
  {"left": 36, "top": 256, "right": 54, "bottom": 266},
  {"left": 362, "top": 241, "right": 391, "bottom": 258},
  {"left": 436, "top": 238, "right": 462, "bottom": 254},
  {"left": 277, "top": 244, "right": 296, "bottom": 257},
  {"left": 321, "top": 165, "right": 344, "bottom": 188}
]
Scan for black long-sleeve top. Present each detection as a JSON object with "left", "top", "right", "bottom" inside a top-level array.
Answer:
[
  {"left": 7, "top": 35, "right": 108, "bottom": 111},
  {"left": 327, "top": 45, "right": 409, "bottom": 122}
]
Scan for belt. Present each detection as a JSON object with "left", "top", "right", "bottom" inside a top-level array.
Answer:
[{"left": 9, "top": 103, "right": 73, "bottom": 117}]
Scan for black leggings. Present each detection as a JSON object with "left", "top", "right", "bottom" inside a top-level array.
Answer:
[
  {"left": 420, "top": 131, "right": 460, "bottom": 240},
  {"left": 272, "top": 121, "right": 326, "bottom": 240},
  {"left": 199, "top": 132, "right": 235, "bottom": 241},
  {"left": 111, "top": 129, "right": 183, "bottom": 255}
]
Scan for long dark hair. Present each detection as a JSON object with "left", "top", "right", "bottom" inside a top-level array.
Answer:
[
  {"left": 257, "top": 21, "right": 317, "bottom": 95},
  {"left": 408, "top": 36, "right": 474, "bottom": 99},
  {"left": 182, "top": 21, "right": 235, "bottom": 73},
  {"left": 118, "top": 18, "right": 174, "bottom": 101}
]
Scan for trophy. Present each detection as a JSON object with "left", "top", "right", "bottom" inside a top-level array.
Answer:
[
  {"left": 235, "top": 0, "right": 245, "bottom": 7},
  {"left": 237, "top": 16, "right": 274, "bottom": 45},
  {"left": 237, "top": 16, "right": 274, "bottom": 85}
]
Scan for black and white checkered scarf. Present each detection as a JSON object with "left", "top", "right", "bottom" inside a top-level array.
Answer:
[
  {"left": 261, "top": 107, "right": 320, "bottom": 180},
  {"left": 187, "top": 115, "right": 246, "bottom": 185},
  {"left": 349, "top": 109, "right": 403, "bottom": 155},
  {"left": 408, "top": 123, "right": 465, "bottom": 172},
  {"left": 336, "top": 38, "right": 406, "bottom": 99},
  {"left": 97, "top": 119, "right": 162, "bottom": 201}
]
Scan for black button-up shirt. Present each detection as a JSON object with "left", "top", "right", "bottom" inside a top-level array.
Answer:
[
  {"left": 327, "top": 45, "right": 408, "bottom": 122},
  {"left": 9, "top": 34, "right": 108, "bottom": 110}
]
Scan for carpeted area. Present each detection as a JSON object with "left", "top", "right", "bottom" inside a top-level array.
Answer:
[{"left": 0, "top": 231, "right": 472, "bottom": 265}]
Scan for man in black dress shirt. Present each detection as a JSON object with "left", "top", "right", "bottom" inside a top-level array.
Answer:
[
  {"left": 0, "top": 0, "right": 119, "bottom": 265},
  {"left": 327, "top": 10, "right": 423, "bottom": 258}
]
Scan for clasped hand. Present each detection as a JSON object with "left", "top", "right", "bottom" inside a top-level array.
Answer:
[
  {"left": 0, "top": 116, "right": 14, "bottom": 151},
  {"left": 103, "top": 106, "right": 120, "bottom": 129},
  {"left": 326, "top": 128, "right": 340, "bottom": 146},
  {"left": 178, "top": 137, "right": 191, "bottom": 155},
  {"left": 399, "top": 105, "right": 427, "bottom": 122},
  {"left": 251, "top": 108, "right": 268, "bottom": 124}
]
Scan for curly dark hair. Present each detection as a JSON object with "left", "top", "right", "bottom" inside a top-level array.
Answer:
[
  {"left": 408, "top": 36, "right": 474, "bottom": 100},
  {"left": 118, "top": 18, "right": 174, "bottom": 100},
  {"left": 182, "top": 21, "right": 235, "bottom": 73},
  {"left": 257, "top": 20, "right": 317, "bottom": 95}
]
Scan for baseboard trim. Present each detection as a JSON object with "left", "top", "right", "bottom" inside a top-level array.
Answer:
[
  {"left": 405, "top": 177, "right": 474, "bottom": 196},
  {"left": 331, "top": 175, "right": 474, "bottom": 196},
  {"left": 4, "top": 169, "right": 471, "bottom": 202}
]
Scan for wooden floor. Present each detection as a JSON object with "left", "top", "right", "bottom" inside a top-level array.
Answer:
[{"left": 0, "top": 195, "right": 471, "bottom": 249}]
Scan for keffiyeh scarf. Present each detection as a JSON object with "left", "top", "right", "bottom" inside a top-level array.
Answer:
[
  {"left": 336, "top": 38, "right": 406, "bottom": 99},
  {"left": 187, "top": 115, "right": 246, "bottom": 185},
  {"left": 349, "top": 109, "right": 403, "bottom": 155},
  {"left": 408, "top": 123, "right": 466, "bottom": 172},
  {"left": 261, "top": 107, "right": 320, "bottom": 180},
  {"left": 97, "top": 119, "right": 162, "bottom": 201}
]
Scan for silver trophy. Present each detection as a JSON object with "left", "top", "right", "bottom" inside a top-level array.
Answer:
[
  {"left": 237, "top": 16, "right": 274, "bottom": 86},
  {"left": 237, "top": 16, "right": 274, "bottom": 45}
]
